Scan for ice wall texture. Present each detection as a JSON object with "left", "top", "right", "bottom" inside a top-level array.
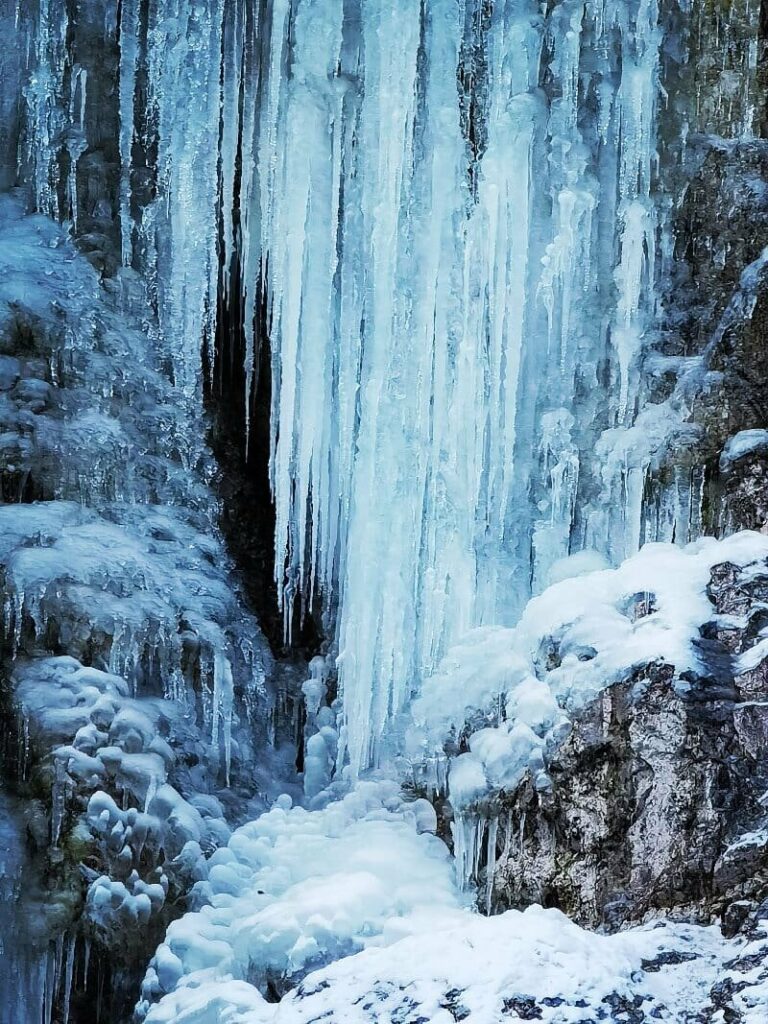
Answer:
[
  {"left": 12, "top": 0, "right": 767, "bottom": 777},
  {"left": 251, "top": 0, "right": 666, "bottom": 774}
]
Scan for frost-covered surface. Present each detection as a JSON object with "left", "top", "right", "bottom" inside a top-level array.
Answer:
[
  {"left": 143, "top": 897, "right": 768, "bottom": 1023},
  {"left": 0, "top": 193, "right": 280, "bottom": 1022},
  {"left": 409, "top": 533, "right": 768, "bottom": 833}
]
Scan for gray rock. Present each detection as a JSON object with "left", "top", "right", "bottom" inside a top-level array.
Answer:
[
  {"left": 0, "top": 354, "right": 20, "bottom": 390},
  {"left": 489, "top": 559, "right": 768, "bottom": 932}
]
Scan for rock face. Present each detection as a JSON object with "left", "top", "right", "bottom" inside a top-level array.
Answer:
[
  {"left": 634, "top": 134, "right": 768, "bottom": 545},
  {"left": 492, "top": 557, "right": 768, "bottom": 935}
]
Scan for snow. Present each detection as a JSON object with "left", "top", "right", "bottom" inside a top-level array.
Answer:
[
  {"left": 721, "top": 429, "right": 768, "bottom": 470},
  {"left": 137, "top": 780, "right": 460, "bottom": 1018},
  {"left": 141, "top": 900, "right": 768, "bottom": 1024},
  {"left": 416, "top": 532, "right": 768, "bottom": 749},
  {"left": 138, "top": 530, "right": 768, "bottom": 1020}
]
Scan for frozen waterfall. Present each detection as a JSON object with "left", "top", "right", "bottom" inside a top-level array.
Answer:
[
  {"left": 12, "top": 0, "right": 737, "bottom": 774},
  {"left": 5, "top": 0, "right": 768, "bottom": 1022},
  {"left": 11, "top": 0, "right": 756, "bottom": 770},
  {"left": 112, "top": 0, "right": 668, "bottom": 773}
]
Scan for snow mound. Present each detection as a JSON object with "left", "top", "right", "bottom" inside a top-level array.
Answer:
[
  {"left": 720, "top": 429, "right": 768, "bottom": 470},
  {"left": 138, "top": 780, "right": 458, "bottom": 1019}
]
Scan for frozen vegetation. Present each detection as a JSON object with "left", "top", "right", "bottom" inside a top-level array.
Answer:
[{"left": 1, "top": 0, "right": 768, "bottom": 1023}]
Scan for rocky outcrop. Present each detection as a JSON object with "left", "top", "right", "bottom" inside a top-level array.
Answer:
[{"left": 490, "top": 556, "right": 768, "bottom": 936}]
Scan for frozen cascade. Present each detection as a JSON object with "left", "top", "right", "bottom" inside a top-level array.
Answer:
[
  {"left": 5, "top": 2, "right": 768, "bottom": 1021},
  {"left": 242, "top": 0, "right": 671, "bottom": 772},
  {"left": 14, "top": 0, "right": 694, "bottom": 773}
]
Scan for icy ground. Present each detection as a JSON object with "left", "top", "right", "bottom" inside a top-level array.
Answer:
[{"left": 144, "top": 909, "right": 768, "bottom": 1023}]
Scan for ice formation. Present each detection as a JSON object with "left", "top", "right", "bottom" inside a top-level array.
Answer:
[
  {"left": 0, "top": 186, "right": 276, "bottom": 1023},
  {"left": 12, "top": 0, "right": 762, "bottom": 774},
  {"left": 253, "top": 0, "right": 667, "bottom": 772},
  {"left": 137, "top": 780, "right": 454, "bottom": 1018},
  {"left": 3, "top": 1, "right": 768, "bottom": 1023},
  {"left": 78, "top": 0, "right": 679, "bottom": 774}
]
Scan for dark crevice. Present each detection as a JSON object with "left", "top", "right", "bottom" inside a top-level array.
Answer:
[{"left": 206, "top": 164, "right": 322, "bottom": 658}]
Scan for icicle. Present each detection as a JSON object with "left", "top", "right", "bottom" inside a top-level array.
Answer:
[
  {"left": 23, "top": 0, "right": 71, "bottom": 219},
  {"left": 43, "top": 944, "right": 55, "bottom": 1024},
  {"left": 485, "top": 816, "right": 499, "bottom": 915},
  {"left": 144, "top": 0, "right": 226, "bottom": 399},
  {"left": 212, "top": 650, "right": 234, "bottom": 785},
  {"left": 51, "top": 756, "right": 67, "bottom": 847},
  {"left": 452, "top": 811, "right": 489, "bottom": 892},
  {"left": 83, "top": 937, "right": 90, "bottom": 992},
  {"left": 65, "top": 65, "right": 88, "bottom": 231},
  {"left": 239, "top": 0, "right": 264, "bottom": 447},
  {"left": 220, "top": 0, "right": 245, "bottom": 299},
  {"left": 118, "top": 0, "right": 140, "bottom": 266}
]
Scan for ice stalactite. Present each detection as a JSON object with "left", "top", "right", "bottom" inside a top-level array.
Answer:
[
  {"left": 21, "top": 0, "right": 72, "bottom": 221},
  {"left": 118, "top": 0, "right": 139, "bottom": 268},
  {"left": 248, "top": 0, "right": 669, "bottom": 772},
  {"left": 142, "top": 0, "right": 226, "bottom": 398}
]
